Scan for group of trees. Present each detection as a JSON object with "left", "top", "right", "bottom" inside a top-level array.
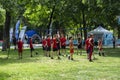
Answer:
[{"left": 0, "top": 0, "right": 120, "bottom": 50}]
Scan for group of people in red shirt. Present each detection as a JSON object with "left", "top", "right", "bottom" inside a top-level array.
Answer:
[
  {"left": 42, "top": 34, "right": 67, "bottom": 60},
  {"left": 17, "top": 33, "right": 104, "bottom": 61},
  {"left": 17, "top": 37, "right": 37, "bottom": 59}
]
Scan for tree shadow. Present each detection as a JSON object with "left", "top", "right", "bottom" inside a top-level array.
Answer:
[
  {"left": 0, "top": 49, "right": 44, "bottom": 65},
  {"left": 98, "top": 48, "right": 120, "bottom": 58},
  {"left": 0, "top": 72, "right": 10, "bottom": 80}
]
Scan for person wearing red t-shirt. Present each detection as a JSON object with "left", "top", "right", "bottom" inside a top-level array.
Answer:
[
  {"left": 17, "top": 38, "right": 23, "bottom": 59},
  {"left": 42, "top": 36, "right": 47, "bottom": 56},
  {"left": 46, "top": 35, "right": 51, "bottom": 57},
  {"left": 68, "top": 37, "right": 74, "bottom": 60},
  {"left": 51, "top": 34, "right": 60, "bottom": 59},
  {"left": 29, "top": 38, "right": 34, "bottom": 57},
  {"left": 60, "top": 34, "right": 66, "bottom": 56},
  {"left": 85, "top": 36, "right": 90, "bottom": 59},
  {"left": 98, "top": 38, "right": 105, "bottom": 56},
  {"left": 29, "top": 38, "right": 38, "bottom": 57},
  {"left": 88, "top": 34, "right": 94, "bottom": 62}
]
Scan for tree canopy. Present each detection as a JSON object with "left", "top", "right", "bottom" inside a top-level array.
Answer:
[{"left": 0, "top": 0, "right": 120, "bottom": 47}]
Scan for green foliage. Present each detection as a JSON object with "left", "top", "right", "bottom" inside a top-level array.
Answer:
[
  {"left": 0, "top": 8, "right": 5, "bottom": 26},
  {"left": 0, "top": 0, "right": 120, "bottom": 37},
  {"left": 24, "top": 4, "right": 49, "bottom": 27}
]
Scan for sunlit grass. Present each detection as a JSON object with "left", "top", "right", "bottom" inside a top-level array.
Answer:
[{"left": 0, "top": 48, "right": 120, "bottom": 80}]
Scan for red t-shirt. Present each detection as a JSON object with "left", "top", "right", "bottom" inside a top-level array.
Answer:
[
  {"left": 85, "top": 38, "right": 89, "bottom": 50},
  {"left": 60, "top": 37, "right": 66, "bottom": 46},
  {"left": 52, "top": 38, "right": 57, "bottom": 49},
  {"left": 46, "top": 38, "right": 51, "bottom": 47},
  {"left": 30, "top": 39, "right": 33, "bottom": 48},
  {"left": 42, "top": 39, "right": 46, "bottom": 47},
  {"left": 17, "top": 40, "right": 23, "bottom": 52},
  {"left": 89, "top": 38, "right": 94, "bottom": 48}
]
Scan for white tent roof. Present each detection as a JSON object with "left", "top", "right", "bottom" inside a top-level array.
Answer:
[{"left": 88, "top": 26, "right": 112, "bottom": 34}]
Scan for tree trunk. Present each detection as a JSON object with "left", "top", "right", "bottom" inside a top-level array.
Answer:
[
  {"left": 47, "top": 5, "right": 56, "bottom": 34},
  {"left": 2, "top": 11, "right": 11, "bottom": 51},
  {"left": 82, "top": 10, "right": 87, "bottom": 40},
  {"left": 79, "top": 23, "right": 83, "bottom": 38},
  {"left": 118, "top": 26, "right": 120, "bottom": 38}
]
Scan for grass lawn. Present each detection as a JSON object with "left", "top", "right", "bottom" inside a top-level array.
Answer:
[{"left": 0, "top": 48, "right": 120, "bottom": 80}]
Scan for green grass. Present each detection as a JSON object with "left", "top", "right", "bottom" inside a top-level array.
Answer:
[{"left": 0, "top": 48, "right": 120, "bottom": 80}]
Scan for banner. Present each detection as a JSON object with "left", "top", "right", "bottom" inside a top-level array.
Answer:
[
  {"left": 15, "top": 20, "right": 20, "bottom": 40},
  {"left": 19, "top": 26, "right": 27, "bottom": 41},
  {"left": 9, "top": 28, "right": 13, "bottom": 43}
]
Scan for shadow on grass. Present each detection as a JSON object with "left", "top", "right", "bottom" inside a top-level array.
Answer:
[
  {"left": 0, "top": 49, "right": 44, "bottom": 65},
  {"left": 103, "top": 48, "right": 120, "bottom": 58},
  {"left": 0, "top": 72, "right": 10, "bottom": 80},
  {"left": 0, "top": 48, "right": 119, "bottom": 65}
]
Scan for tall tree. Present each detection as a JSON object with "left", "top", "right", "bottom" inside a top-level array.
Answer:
[{"left": 0, "top": 0, "right": 28, "bottom": 50}]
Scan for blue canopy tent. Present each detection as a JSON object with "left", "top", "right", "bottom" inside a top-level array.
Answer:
[
  {"left": 25, "top": 30, "right": 41, "bottom": 44},
  {"left": 88, "top": 26, "right": 113, "bottom": 45},
  {"left": 25, "top": 30, "right": 37, "bottom": 38}
]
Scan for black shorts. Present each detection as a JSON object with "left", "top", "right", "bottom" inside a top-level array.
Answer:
[
  {"left": 87, "top": 47, "right": 93, "bottom": 53},
  {"left": 47, "top": 46, "right": 51, "bottom": 51},
  {"left": 43, "top": 46, "right": 47, "bottom": 50},
  {"left": 86, "top": 49, "right": 90, "bottom": 54},
  {"left": 30, "top": 47, "right": 34, "bottom": 52},
  {"left": 61, "top": 45, "right": 66, "bottom": 49},
  {"left": 78, "top": 45, "right": 82, "bottom": 49},
  {"left": 57, "top": 44, "right": 60, "bottom": 50},
  {"left": 53, "top": 48, "right": 58, "bottom": 51},
  {"left": 78, "top": 43, "right": 82, "bottom": 49}
]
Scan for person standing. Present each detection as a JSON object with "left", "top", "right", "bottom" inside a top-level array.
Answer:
[
  {"left": 29, "top": 38, "right": 34, "bottom": 57},
  {"left": 60, "top": 34, "right": 66, "bottom": 56},
  {"left": 42, "top": 36, "right": 47, "bottom": 56},
  {"left": 77, "top": 34, "right": 82, "bottom": 55},
  {"left": 113, "top": 36, "right": 116, "bottom": 48},
  {"left": 98, "top": 38, "right": 105, "bottom": 56},
  {"left": 29, "top": 38, "right": 38, "bottom": 57},
  {"left": 88, "top": 34, "right": 94, "bottom": 62},
  {"left": 46, "top": 35, "right": 51, "bottom": 57},
  {"left": 68, "top": 37, "right": 74, "bottom": 60},
  {"left": 17, "top": 38, "right": 23, "bottom": 59},
  {"left": 56, "top": 35, "right": 61, "bottom": 56},
  {"left": 51, "top": 34, "right": 60, "bottom": 59},
  {"left": 13, "top": 36, "right": 17, "bottom": 50},
  {"left": 85, "top": 36, "right": 90, "bottom": 59}
]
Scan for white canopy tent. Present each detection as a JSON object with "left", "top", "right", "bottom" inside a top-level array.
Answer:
[{"left": 88, "top": 26, "right": 113, "bottom": 45}]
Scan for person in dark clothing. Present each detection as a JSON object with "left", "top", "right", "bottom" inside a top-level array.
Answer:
[
  {"left": 13, "top": 36, "right": 17, "bottom": 50},
  {"left": 113, "top": 36, "right": 116, "bottom": 48},
  {"left": 77, "top": 34, "right": 82, "bottom": 55},
  {"left": 56, "top": 35, "right": 61, "bottom": 56}
]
